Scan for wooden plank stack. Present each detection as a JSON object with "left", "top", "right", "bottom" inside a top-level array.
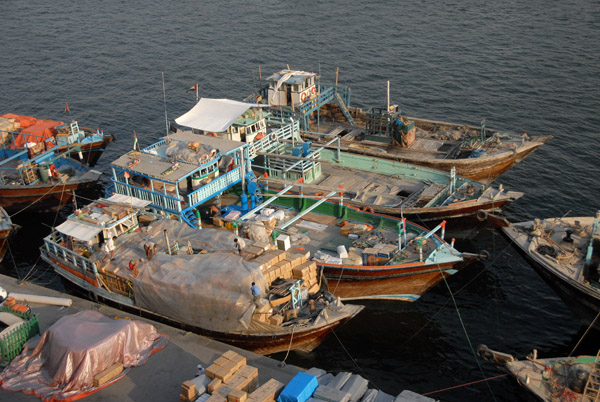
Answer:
[{"left": 93, "top": 362, "right": 124, "bottom": 387}]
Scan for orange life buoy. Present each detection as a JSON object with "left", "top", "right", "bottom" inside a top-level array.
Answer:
[
  {"left": 255, "top": 132, "right": 264, "bottom": 140},
  {"left": 207, "top": 132, "right": 217, "bottom": 137},
  {"left": 209, "top": 149, "right": 217, "bottom": 158},
  {"left": 311, "top": 86, "right": 316, "bottom": 95},
  {"left": 300, "top": 92, "right": 307, "bottom": 102}
]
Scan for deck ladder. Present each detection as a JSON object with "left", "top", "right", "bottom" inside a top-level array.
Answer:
[
  {"left": 583, "top": 349, "right": 600, "bottom": 401},
  {"left": 335, "top": 93, "right": 355, "bottom": 126}
]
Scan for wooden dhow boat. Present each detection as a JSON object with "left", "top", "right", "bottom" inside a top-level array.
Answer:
[
  {"left": 502, "top": 212, "right": 600, "bottom": 329},
  {"left": 0, "top": 113, "right": 113, "bottom": 167},
  {"left": 246, "top": 69, "right": 551, "bottom": 184},
  {"left": 217, "top": 178, "right": 481, "bottom": 301},
  {"left": 40, "top": 194, "right": 363, "bottom": 355},
  {"left": 0, "top": 141, "right": 102, "bottom": 213},
  {"left": 478, "top": 345, "right": 600, "bottom": 401},
  {"left": 252, "top": 136, "right": 523, "bottom": 225}
]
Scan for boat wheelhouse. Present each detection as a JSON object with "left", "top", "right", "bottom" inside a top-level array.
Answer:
[
  {"left": 265, "top": 69, "right": 318, "bottom": 109},
  {"left": 175, "top": 98, "right": 270, "bottom": 143}
]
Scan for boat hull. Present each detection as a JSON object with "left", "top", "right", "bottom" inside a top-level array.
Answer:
[
  {"left": 0, "top": 228, "right": 11, "bottom": 263},
  {"left": 42, "top": 251, "right": 362, "bottom": 355},
  {"left": 320, "top": 260, "right": 465, "bottom": 301},
  {"left": 511, "top": 245, "right": 600, "bottom": 329},
  {"left": 0, "top": 179, "right": 100, "bottom": 213},
  {"left": 354, "top": 197, "right": 516, "bottom": 223},
  {"left": 58, "top": 136, "right": 113, "bottom": 167}
]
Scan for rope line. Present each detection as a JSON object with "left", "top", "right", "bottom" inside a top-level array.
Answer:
[
  {"left": 19, "top": 181, "right": 70, "bottom": 284},
  {"left": 438, "top": 264, "right": 499, "bottom": 402},
  {"left": 279, "top": 323, "right": 296, "bottom": 367},
  {"left": 330, "top": 329, "right": 378, "bottom": 390},
  {"left": 569, "top": 310, "right": 600, "bottom": 357},
  {"left": 422, "top": 373, "right": 508, "bottom": 396}
]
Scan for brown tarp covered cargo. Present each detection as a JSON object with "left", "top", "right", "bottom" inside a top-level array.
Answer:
[{"left": 0, "top": 310, "right": 168, "bottom": 402}]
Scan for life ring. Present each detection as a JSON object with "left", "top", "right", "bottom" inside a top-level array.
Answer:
[
  {"left": 476, "top": 210, "right": 488, "bottom": 222},
  {"left": 209, "top": 149, "right": 217, "bottom": 158},
  {"left": 361, "top": 206, "right": 374, "bottom": 213},
  {"left": 311, "top": 86, "right": 316, "bottom": 95},
  {"left": 207, "top": 132, "right": 217, "bottom": 137},
  {"left": 49, "top": 164, "right": 59, "bottom": 179},
  {"left": 300, "top": 92, "right": 307, "bottom": 102},
  {"left": 255, "top": 132, "right": 264, "bottom": 140}
]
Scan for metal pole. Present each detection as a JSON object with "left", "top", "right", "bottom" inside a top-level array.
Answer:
[
  {"left": 387, "top": 80, "right": 390, "bottom": 112},
  {"left": 164, "top": 229, "right": 172, "bottom": 255},
  {"left": 162, "top": 72, "right": 170, "bottom": 140}
]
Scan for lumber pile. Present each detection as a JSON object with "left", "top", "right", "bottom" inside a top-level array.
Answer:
[{"left": 92, "top": 362, "right": 124, "bottom": 387}]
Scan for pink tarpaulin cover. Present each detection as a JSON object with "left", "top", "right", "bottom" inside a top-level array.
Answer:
[{"left": 0, "top": 310, "right": 168, "bottom": 402}]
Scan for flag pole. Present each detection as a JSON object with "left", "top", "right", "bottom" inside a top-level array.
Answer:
[{"left": 162, "top": 72, "right": 170, "bottom": 140}]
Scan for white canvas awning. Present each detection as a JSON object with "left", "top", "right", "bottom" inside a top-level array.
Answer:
[
  {"left": 105, "top": 194, "right": 152, "bottom": 208},
  {"left": 175, "top": 98, "right": 263, "bottom": 132},
  {"left": 56, "top": 220, "right": 102, "bottom": 242}
]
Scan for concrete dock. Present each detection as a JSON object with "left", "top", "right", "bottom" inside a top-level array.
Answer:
[{"left": 0, "top": 274, "right": 303, "bottom": 401}]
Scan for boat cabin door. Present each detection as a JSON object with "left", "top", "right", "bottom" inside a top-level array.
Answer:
[{"left": 286, "top": 85, "right": 292, "bottom": 106}]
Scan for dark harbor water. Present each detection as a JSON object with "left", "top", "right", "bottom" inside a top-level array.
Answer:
[{"left": 1, "top": 0, "right": 599, "bottom": 400}]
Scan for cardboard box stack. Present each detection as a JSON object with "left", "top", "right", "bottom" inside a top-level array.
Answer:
[
  {"left": 251, "top": 301, "right": 273, "bottom": 323},
  {"left": 255, "top": 249, "right": 288, "bottom": 285},
  {"left": 199, "top": 350, "right": 259, "bottom": 402},
  {"left": 181, "top": 380, "right": 198, "bottom": 402},
  {"left": 292, "top": 261, "right": 319, "bottom": 294},
  {"left": 246, "top": 378, "right": 284, "bottom": 402}
]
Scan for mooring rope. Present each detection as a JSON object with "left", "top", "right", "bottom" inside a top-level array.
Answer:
[
  {"left": 330, "top": 329, "right": 378, "bottom": 390},
  {"left": 20, "top": 180, "right": 69, "bottom": 284},
  {"left": 569, "top": 310, "right": 600, "bottom": 357},
  {"left": 437, "top": 263, "right": 499, "bottom": 402},
  {"left": 422, "top": 373, "right": 508, "bottom": 396},
  {"left": 279, "top": 323, "right": 296, "bottom": 368}
]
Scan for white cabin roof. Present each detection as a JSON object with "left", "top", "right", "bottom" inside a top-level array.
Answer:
[
  {"left": 175, "top": 98, "right": 264, "bottom": 132},
  {"left": 56, "top": 220, "right": 103, "bottom": 242}
]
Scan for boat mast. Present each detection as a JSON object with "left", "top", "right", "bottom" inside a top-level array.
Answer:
[
  {"left": 162, "top": 72, "right": 170, "bottom": 140},
  {"left": 387, "top": 81, "right": 390, "bottom": 111}
]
